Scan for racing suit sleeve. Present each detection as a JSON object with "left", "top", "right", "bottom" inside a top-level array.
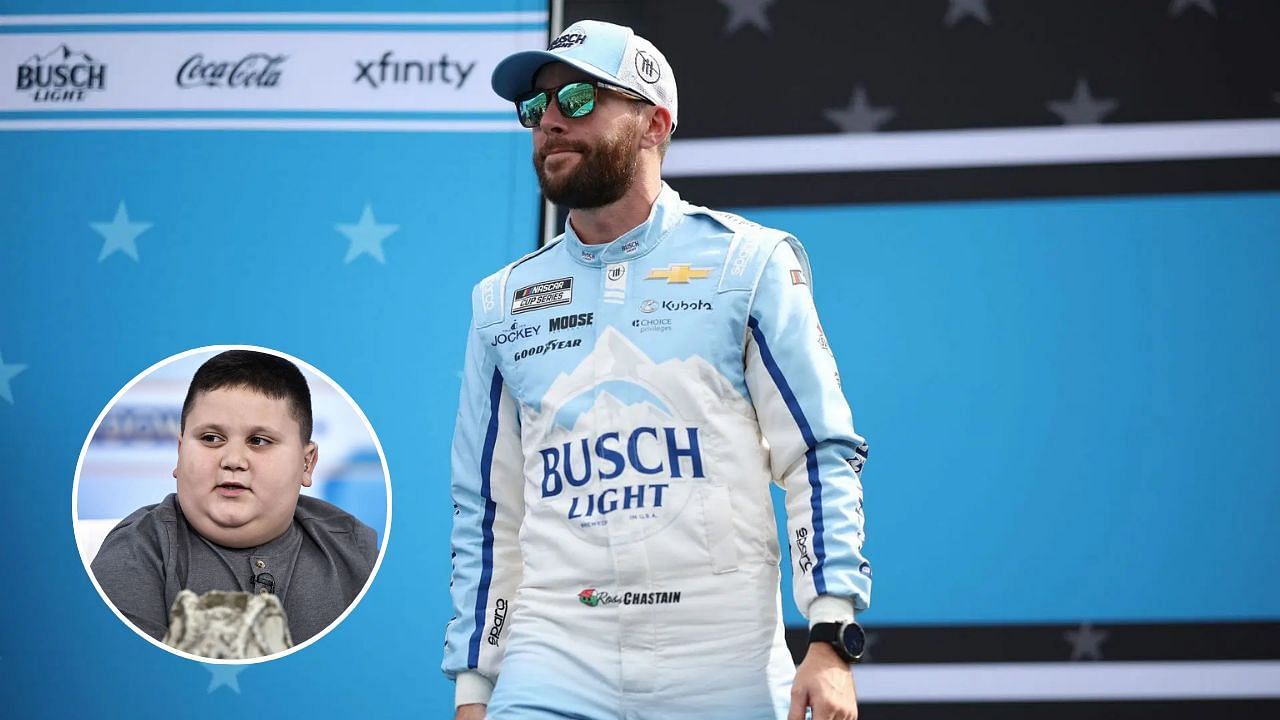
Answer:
[
  {"left": 743, "top": 239, "right": 871, "bottom": 626},
  {"left": 442, "top": 304, "right": 526, "bottom": 706}
]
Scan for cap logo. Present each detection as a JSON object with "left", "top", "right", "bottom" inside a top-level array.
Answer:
[
  {"left": 549, "top": 33, "right": 586, "bottom": 51},
  {"left": 634, "top": 50, "right": 660, "bottom": 83}
]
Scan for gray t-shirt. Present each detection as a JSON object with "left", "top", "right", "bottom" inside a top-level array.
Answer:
[{"left": 91, "top": 493, "right": 378, "bottom": 644}]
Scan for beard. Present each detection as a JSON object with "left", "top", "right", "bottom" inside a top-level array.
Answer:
[{"left": 535, "top": 121, "right": 641, "bottom": 209}]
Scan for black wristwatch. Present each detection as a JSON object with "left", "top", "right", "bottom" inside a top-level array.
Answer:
[{"left": 809, "top": 621, "right": 865, "bottom": 663}]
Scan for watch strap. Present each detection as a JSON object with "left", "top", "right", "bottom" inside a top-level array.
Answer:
[{"left": 809, "top": 621, "right": 861, "bottom": 662}]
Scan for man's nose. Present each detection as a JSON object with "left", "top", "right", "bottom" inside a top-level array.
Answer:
[
  {"left": 220, "top": 442, "right": 249, "bottom": 471},
  {"left": 539, "top": 97, "right": 568, "bottom": 133}
]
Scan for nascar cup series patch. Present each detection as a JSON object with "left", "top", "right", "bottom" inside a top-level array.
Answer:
[{"left": 512, "top": 277, "right": 573, "bottom": 314}]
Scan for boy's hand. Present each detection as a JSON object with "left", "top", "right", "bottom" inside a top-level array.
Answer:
[{"left": 455, "top": 704, "right": 486, "bottom": 720}]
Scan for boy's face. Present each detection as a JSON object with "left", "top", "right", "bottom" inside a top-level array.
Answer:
[{"left": 174, "top": 386, "right": 316, "bottom": 549}]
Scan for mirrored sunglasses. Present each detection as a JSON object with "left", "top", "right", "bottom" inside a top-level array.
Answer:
[{"left": 515, "top": 80, "right": 651, "bottom": 128}]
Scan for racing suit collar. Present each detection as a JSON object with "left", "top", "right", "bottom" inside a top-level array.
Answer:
[{"left": 564, "top": 183, "right": 684, "bottom": 267}]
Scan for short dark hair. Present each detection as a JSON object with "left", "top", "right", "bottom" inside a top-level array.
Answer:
[{"left": 180, "top": 350, "right": 313, "bottom": 442}]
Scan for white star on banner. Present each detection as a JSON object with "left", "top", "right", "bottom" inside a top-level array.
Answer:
[
  {"left": 824, "top": 87, "right": 896, "bottom": 133},
  {"left": 1047, "top": 78, "right": 1118, "bottom": 125},
  {"left": 945, "top": 0, "right": 991, "bottom": 27},
  {"left": 336, "top": 204, "right": 399, "bottom": 264},
  {"left": 719, "top": 0, "right": 776, "bottom": 35},
  {"left": 1064, "top": 622, "right": 1110, "bottom": 661},
  {"left": 90, "top": 202, "right": 152, "bottom": 262},
  {"left": 1169, "top": 0, "right": 1216, "bottom": 17},
  {"left": 204, "top": 664, "right": 245, "bottom": 694},
  {"left": 0, "top": 353, "right": 28, "bottom": 405}
]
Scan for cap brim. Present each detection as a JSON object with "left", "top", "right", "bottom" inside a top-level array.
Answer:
[{"left": 491, "top": 50, "right": 623, "bottom": 101}]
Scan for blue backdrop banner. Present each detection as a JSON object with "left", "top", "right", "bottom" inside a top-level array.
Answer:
[{"left": 0, "top": 1, "right": 545, "bottom": 717}]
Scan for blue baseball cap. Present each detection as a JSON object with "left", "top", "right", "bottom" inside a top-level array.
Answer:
[{"left": 491, "top": 20, "right": 679, "bottom": 130}]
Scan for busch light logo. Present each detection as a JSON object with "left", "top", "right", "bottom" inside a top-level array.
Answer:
[
  {"left": 539, "top": 426, "right": 704, "bottom": 519},
  {"left": 549, "top": 33, "right": 587, "bottom": 51},
  {"left": 177, "top": 53, "right": 286, "bottom": 88},
  {"left": 16, "top": 45, "right": 106, "bottom": 103}
]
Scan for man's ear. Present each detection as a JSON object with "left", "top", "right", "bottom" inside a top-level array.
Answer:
[
  {"left": 640, "top": 105, "right": 673, "bottom": 151},
  {"left": 301, "top": 442, "right": 318, "bottom": 488},
  {"left": 173, "top": 435, "right": 182, "bottom": 479}
]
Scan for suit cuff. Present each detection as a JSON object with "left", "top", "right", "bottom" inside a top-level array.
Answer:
[
  {"left": 455, "top": 670, "right": 494, "bottom": 708},
  {"left": 807, "top": 595, "right": 855, "bottom": 628}
]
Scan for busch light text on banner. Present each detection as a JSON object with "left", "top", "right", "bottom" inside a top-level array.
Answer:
[{"left": 15, "top": 45, "right": 106, "bottom": 103}]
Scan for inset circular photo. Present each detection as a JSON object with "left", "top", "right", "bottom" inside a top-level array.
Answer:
[{"left": 73, "top": 346, "right": 391, "bottom": 663}]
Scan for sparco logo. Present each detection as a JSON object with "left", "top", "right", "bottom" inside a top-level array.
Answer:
[
  {"left": 354, "top": 51, "right": 476, "bottom": 89},
  {"left": 16, "top": 45, "right": 105, "bottom": 103},
  {"left": 578, "top": 588, "right": 682, "bottom": 607},
  {"left": 486, "top": 598, "right": 508, "bottom": 646},
  {"left": 177, "top": 53, "right": 286, "bottom": 88},
  {"left": 491, "top": 321, "right": 539, "bottom": 346},
  {"left": 795, "top": 528, "right": 814, "bottom": 573}
]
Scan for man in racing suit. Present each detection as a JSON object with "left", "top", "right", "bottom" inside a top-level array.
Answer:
[{"left": 443, "top": 20, "right": 871, "bottom": 720}]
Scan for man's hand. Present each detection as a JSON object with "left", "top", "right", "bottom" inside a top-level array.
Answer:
[
  {"left": 455, "top": 704, "right": 486, "bottom": 720},
  {"left": 788, "top": 642, "right": 858, "bottom": 720}
]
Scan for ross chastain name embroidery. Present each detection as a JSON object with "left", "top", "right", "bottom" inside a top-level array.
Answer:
[{"left": 577, "top": 588, "right": 682, "bottom": 607}]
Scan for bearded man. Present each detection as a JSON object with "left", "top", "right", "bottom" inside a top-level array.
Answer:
[{"left": 442, "top": 20, "right": 872, "bottom": 720}]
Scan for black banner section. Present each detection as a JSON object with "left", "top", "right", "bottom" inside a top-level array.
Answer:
[
  {"left": 668, "top": 157, "right": 1280, "bottom": 207},
  {"left": 860, "top": 700, "right": 1280, "bottom": 720},
  {"left": 785, "top": 620, "right": 1280, "bottom": 665},
  {"left": 565, "top": 0, "right": 1280, "bottom": 139}
]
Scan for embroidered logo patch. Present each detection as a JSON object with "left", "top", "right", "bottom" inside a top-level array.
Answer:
[
  {"left": 512, "top": 277, "right": 573, "bottom": 314},
  {"left": 645, "top": 264, "right": 713, "bottom": 284}
]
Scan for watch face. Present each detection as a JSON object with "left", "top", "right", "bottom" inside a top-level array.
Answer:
[{"left": 840, "top": 623, "right": 865, "bottom": 657}]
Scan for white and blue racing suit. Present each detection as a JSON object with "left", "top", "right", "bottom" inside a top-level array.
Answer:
[{"left": 442, "top": 184, "right": 871, "bottom": 720}]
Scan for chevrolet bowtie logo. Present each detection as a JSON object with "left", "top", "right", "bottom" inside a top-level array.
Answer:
[{"left": 645, "top": 264, "right": 713, "bottom": 283}]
